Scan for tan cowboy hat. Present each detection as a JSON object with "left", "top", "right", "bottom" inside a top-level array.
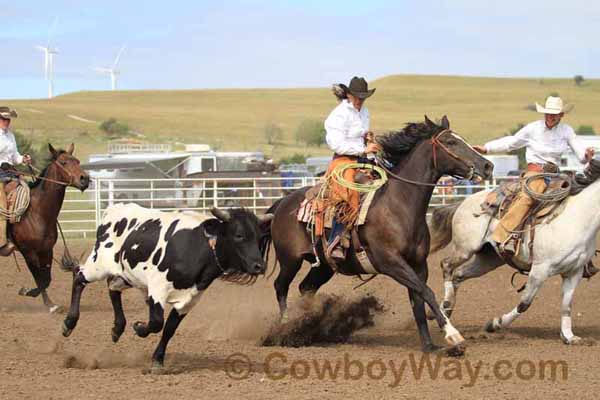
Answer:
[
  {"left": 0, "top": 107, "right": 17, "bottom": 119},
  {"left": 535, "top": 96, "right": 573, "bottom": 114}
]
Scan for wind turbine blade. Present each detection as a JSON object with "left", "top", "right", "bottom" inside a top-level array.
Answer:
[
  {"left": 47, "top": 16, "right": 58, "bottom": 47},
  {"left": 112, "top": 44, "right": 126, "bottom": 68}
]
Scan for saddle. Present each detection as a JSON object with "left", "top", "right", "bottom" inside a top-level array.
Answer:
[
  {"left": 479, "top": 174, "right": 572, "bottom": 270},
  {"left": 0, "top": 180, "right": 31, "bottom": 223},
  {"left": 296, "top": 171, "right": 380, "bottom": 275}
]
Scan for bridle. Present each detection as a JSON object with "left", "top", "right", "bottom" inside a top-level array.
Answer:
[
  {"left": 20, "top": 158, "right": 80, "bottom": 187},
  {"left": 377, "top": 129, "right": 475, "bottom": 187}
]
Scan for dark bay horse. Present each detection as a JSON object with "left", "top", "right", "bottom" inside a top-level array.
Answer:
[
  {"left": 12, "top": 143, "right": 89, "bottom": 312},
  {"left": 263, "top": 116, "right": 493, "bottom": 353}
]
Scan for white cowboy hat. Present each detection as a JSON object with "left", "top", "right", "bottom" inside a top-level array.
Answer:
[
  {"left": 535, "top": 96, "right": 572, "bottom": 114},
  {"left": 0, "top": 107, "right": 17, "bottom": 119}
]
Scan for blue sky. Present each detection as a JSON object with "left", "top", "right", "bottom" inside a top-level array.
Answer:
[{"left": 1, "top": 0, "right": 599, "bottom": 99}]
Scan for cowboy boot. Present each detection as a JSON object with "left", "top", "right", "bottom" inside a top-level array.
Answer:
[
  {"left": 583, "top": 261, "right": 599, "bottom": 279},
  {"left": 0, "top": 182, "right": 15, "bottom": 256}
]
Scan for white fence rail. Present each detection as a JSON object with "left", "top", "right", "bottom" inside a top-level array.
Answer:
[{"left": 59, "top": 176, "right": 517, "bottom": 238}]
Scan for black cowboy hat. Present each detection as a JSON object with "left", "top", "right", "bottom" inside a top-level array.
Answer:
[
  {"left": 347, "top": 77, "right": 376, "bottom": 99},
  {"left": 0, "top": 107, "right": 17, "bottom": 119}
]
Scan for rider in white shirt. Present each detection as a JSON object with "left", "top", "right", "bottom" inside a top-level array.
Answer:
[
  {"left": 475, "top": 96, "right": 595, "bottom": 267},
  {"left": 0, "top": 107, "right": 32, "bottom": 255}
]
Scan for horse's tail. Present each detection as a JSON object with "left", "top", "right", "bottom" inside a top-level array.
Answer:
[
  {"left": 429, "top": 201, "right": 463, "bottom": 253},
  {"left": 260, "top": 198, "right": 284, "bottom": 277}
]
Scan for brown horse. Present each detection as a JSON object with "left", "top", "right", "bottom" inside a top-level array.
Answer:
[
  {"left": 12, "top": 143, "right": 89, "bottom": 313},
  {"left": 262, "top": 116, "right": 493, "bottom": 353}
]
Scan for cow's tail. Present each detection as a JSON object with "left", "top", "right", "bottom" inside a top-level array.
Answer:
[
  {"left": 429, "top": 201, "right": 462, "bottom": 253},
  {"left": 261, "top": 198, "right": 284, "bottom": 278}
]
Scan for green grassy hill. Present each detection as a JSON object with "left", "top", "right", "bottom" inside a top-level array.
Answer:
[{"left": 4, "top": 75, "right": 600, "bottom": 162}]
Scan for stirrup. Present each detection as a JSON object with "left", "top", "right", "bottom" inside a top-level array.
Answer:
[{"left": 499, "top": 234, "right": 520, "bottom": 257}]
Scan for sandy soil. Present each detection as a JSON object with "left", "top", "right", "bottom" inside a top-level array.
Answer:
[{"left": 1, "top": 241, "right": 599, "bottom": 400}]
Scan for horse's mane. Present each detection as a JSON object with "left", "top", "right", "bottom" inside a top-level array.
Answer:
[
  {"left": 28, "top": 149, "right": 67, "bottom": 189},
  {"left": 376, "top": 121, "right": 440, "bottom": 165}
]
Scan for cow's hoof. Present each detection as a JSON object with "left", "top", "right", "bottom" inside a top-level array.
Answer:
[
  {"left": 49, "top": 305, "right": 64, "bottom": 314},
  {"left": 446, "top": 344, "right": 466, "bottom": 358},
  {"left": 484, "top": 318, "right": 501, "bottom": 333},
  {"left": 133, "top": 321, "right": 149, "bottom": 338},
  {"left": 62, "top": 321, "right": 73, "bottom": 337},
  {"left": 112, "top": 328, "right": 124, "bottom": 343}
]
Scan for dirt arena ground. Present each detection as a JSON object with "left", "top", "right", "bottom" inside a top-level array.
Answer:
[{"left": 1, "top": 241, "right": 599, "bottom": 399}]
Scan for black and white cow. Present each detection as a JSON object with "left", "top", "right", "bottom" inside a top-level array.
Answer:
[{"left": 62, "top": 203, "right": 272, "bottom": 368}]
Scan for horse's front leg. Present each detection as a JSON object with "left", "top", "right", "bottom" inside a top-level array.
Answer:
[
  {"left": 560, "top": 268, "right": 586, "bottom": 345},
  {"left": 484, "top": 265, "right": 550, "bottom": 333},
  {"left": 376, "top": 253, "right": 465, "bottom": 355}
]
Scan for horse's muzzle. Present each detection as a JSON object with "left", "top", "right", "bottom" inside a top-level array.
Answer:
[{"left": 78, "top": 175, "right": 90, "bottom": 191}]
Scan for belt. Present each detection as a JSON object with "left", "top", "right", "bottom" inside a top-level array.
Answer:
[
  {"left": 526, "top": 163, "right": 559, "bottom": 174},
  {"left": 332, "top": 153, "right": 359, "bottom": 160}
]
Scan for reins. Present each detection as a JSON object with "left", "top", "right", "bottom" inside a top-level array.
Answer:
[{"left": 376, "top": 129, "right": 475, "bottom": 187}]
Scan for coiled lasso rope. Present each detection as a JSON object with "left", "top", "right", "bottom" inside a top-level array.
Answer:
[
  {"left": 523, "top": 173, "right": 571, "bottom": 204},
  {"left": 329, "top": 163, "right": 388, "bottom": 192}
]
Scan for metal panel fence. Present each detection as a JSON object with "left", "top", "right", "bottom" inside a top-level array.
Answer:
[{"left": 59, "top": 176, "right": 517, "bottom": 238}]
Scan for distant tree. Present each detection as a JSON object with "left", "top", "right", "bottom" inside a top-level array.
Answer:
[
  {"left": 279, "top": 153, "right": 307, "bottom": 165},
  {"left": 99, "top": 117, "right": 130, "bottom": 137},
  {"left": 264, "top": 122, "right": 283, "bottom": 145},
  {"left": 576, "top": 125, "right": 596, "bottom": 135},
  {"left": 574, "top": 75, "right": 585, "bottom": 86},
  {"left": 549, "top": 92, "right": 560, "bottom": 97},
  {"left": 295, "top": 119, "right": 326, "bottom": 147}
]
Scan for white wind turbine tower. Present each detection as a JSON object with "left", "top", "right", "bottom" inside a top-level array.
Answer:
[
  {"left": 95, "top": 45, "right": 126, "bottom": 91},
  {"left": 35, "top": 18, "right": 59, "bottom": 99}
]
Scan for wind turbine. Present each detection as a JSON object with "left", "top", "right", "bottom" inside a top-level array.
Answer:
[
  {"left": 95, "top": 45, "right": 126, "bottom": 91},
  {"left": 35, "top": 18, "right": 59, "bottom": 99}
]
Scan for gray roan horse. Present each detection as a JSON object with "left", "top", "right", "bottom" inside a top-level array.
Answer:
[{"left": 261, "top": 116, "right": 493, "bottom": 353}]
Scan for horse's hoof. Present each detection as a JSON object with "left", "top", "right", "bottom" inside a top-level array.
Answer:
[
  {"left": 49, "top": 305, "right": 64, "bottom": 314},
  {"left": 18, "top": 287, "right": 28, "bottom": 296},
  {"left": 561, "top": 334, "right": 593, "bottom": 346},
  {"left": 446, "top": 344, "right": 466, "bottom": 357},
  {"left": 484, "top": 318, "right": 500, "bottom": 333},
  {"left": 62, "top": 322, "right": 73, "bottom": 337},
  {"left": 445, "top": 332, "right": 465, "bottom": 347}
]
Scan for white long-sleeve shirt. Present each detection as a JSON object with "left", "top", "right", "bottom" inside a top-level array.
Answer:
[
  {"left": 324, "top": 100, "right": 370, "bottom": 156},
  {"left": 0, "top": 128, "right": 23, "bottom": 165},
  {"left": 484, "top": 120, "right": 587, "bottom": 165}
]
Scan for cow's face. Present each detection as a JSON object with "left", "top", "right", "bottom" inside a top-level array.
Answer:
[{"left": 211, "top": 208, "right": 273, "bottom": 276}]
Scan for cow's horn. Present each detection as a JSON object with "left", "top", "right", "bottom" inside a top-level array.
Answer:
[
  {"left": 211, "top": 207, "right": 231, "bottom": 222},
  {"left": 258, "top": 213, "right": 274, "bottom": 223}
]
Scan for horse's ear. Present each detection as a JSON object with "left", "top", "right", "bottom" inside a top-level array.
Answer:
[
  {"left": 424, "top": 115, "right": 436, "bottom": 128},
  {"left": 441, "top": 115, "right": 450, "bottom": 129},
  {"left": 67, "top": 143, "right": 75, "bottom": 155},
  {"left": 48, "top": 143, "right": 58, "bottom": 159}
]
